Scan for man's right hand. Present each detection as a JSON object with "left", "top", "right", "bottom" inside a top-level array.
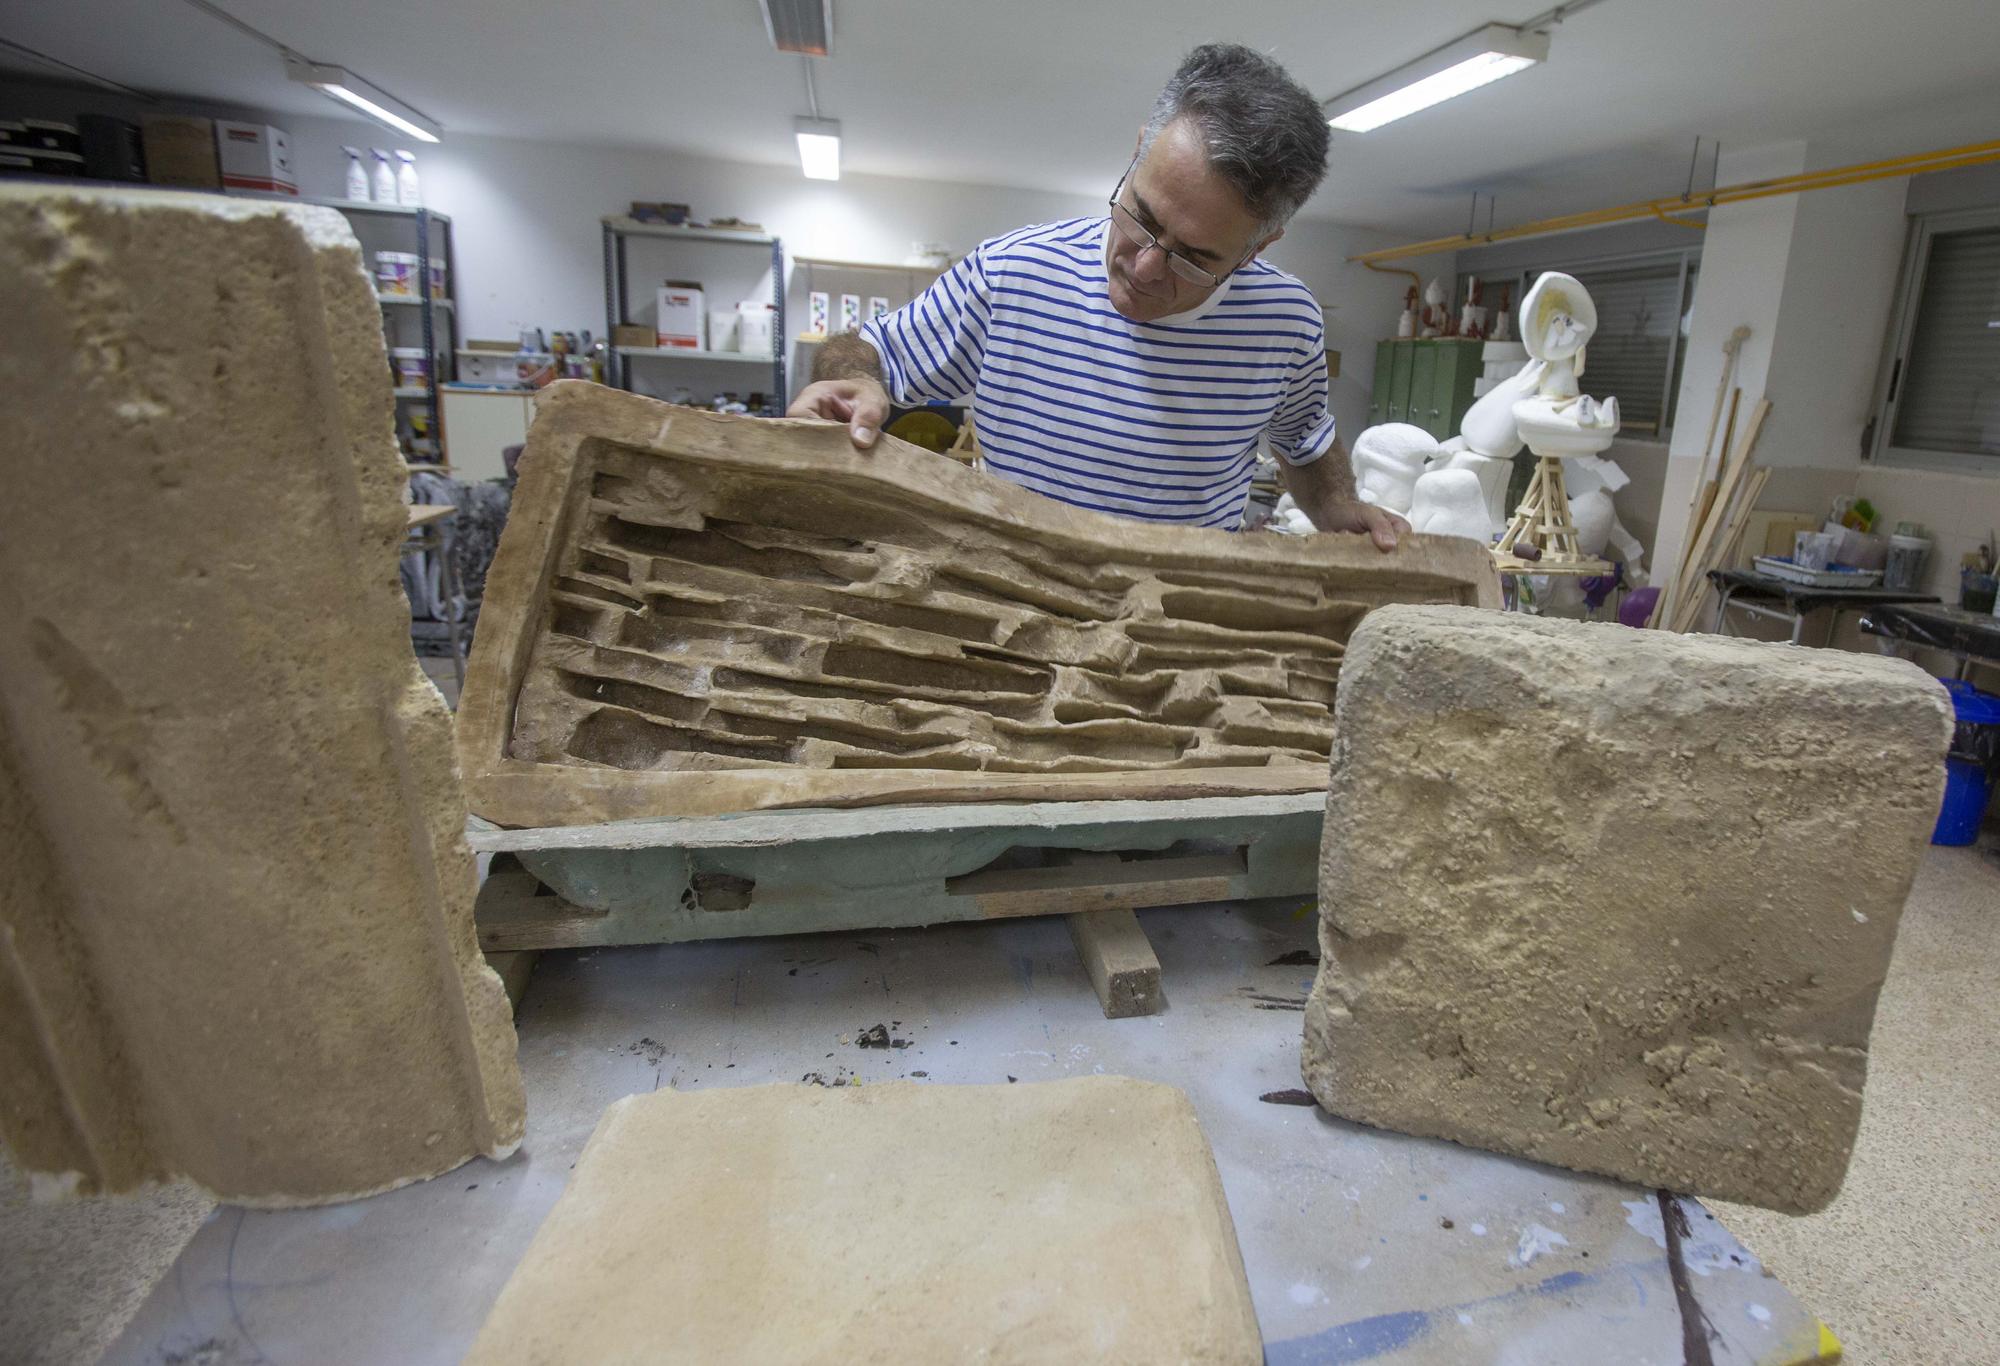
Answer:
[{"left": 786, "top": 378, "right": 891, "bottom": 450}]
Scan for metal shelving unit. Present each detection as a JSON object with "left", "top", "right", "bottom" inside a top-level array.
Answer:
[
  {"left": 335, "top": 200, "right": 456, "bottom": 466},
  {"left": 601, "top": 216, "right": 784, "bottom": 408},
  {"left": 792, "top": 254, "right": 944, "bottom": 341}
]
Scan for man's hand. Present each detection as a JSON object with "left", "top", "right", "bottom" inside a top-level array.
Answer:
[
  {"left": 1276, "top": 439, "right": 1405, "bottom": 551},
  {"left": 786, "top": 377, "right": 891, "bottom": 449},
  {"left": 1308, "top": 499, "right": 1409, "bottom": 553}
]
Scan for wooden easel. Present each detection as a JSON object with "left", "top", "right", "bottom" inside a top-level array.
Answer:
[{"left": 1492, "top": 454, "right": 1611, "bottom": 575}]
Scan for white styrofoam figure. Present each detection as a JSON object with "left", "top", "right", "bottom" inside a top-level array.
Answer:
[
  {"left": 1349, "top": 423, "right": 1434, "bottom": 514},
  {"left": 1511, "top": 272, "right": 1620, "bottom": 447},
  {"left": 1421, "top": 278, "right": 1448, "bottom": 337},
  {"left": 1406, "top": 468, "right": 1491, "bottom": 541}
]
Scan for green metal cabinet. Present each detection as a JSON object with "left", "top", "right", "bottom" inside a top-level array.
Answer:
[{"left": 1366, "top": 338, "right": 1483, "bottom": 440}]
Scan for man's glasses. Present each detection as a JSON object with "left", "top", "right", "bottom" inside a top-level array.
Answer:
[{"left": 1108, "top": 161, "right": 1242, "bottom": 289}]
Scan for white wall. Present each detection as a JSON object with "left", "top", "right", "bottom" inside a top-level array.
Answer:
[{"left": 6, "top": 77, "right": 1434, "bottom": 439}]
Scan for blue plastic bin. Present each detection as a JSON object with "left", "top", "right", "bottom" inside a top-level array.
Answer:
[{"left": 1932, "top": 679, "right": 2000, "bottom": 845}]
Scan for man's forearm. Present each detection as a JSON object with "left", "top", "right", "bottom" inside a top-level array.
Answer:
[
  {"left": 812, "top": 333, "right": 887, "bottom": 386},
  {"left": 1279, "top": 439, "right": 1358, "bottom": 529}
]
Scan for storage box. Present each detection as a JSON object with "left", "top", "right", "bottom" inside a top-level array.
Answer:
[
  {"left": 839, "top": 293, "right": 861, "bottom": 334},
  {"left": 736, "top": 303, "right": 774, "bottom": 359},
  {"left": 214, "top": 121, "right": 296, "bottom": 194},
  {"left": 656, "top": 281, "right": 705, "bottom": 349},
  {"left": 708, "top": 308, "right": 740, "bottom": 353},
  {"left": 867, "top": 295, "right": 890, "bottom": 321},
  {"left": 80, "top": 115, "right": 146, "bottom": 182},
  {"left": 141, "top": 116, "right": 221, "bottom": 189},
  {"left": 611, "top": 324, "right": 656, "bottom": 350},
  {"left": 807, "top": 291, "right": 830, "bottom": 337}
]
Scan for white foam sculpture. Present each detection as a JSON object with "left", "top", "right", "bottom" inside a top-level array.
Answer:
[{"left": 1349, "top": 271, "right": 1645, "bottom": 570}]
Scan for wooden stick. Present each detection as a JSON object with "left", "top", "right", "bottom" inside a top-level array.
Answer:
[
  {"left": 1667, "top": 399, "right": 1770, "bottom": 632},
  {"left": 1655, "top": 387, "right": 1741, "bottom": 628},
  {"left": 1675, "top": 466, "right": 1772, "bottom": 633}
]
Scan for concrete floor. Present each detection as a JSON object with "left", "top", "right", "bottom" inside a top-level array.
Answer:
[{"left": 3, "top": 842, "right": 1994, "bottom": 1365}]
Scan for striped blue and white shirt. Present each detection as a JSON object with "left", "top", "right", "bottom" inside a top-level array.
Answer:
[{"left": 860, "top": 216, "right": 1334, "bottom": 529}]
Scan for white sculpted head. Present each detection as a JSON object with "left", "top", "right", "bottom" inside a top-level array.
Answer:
[{"left": 1520, "top": 272, "right": 1597, "bottom": 364}]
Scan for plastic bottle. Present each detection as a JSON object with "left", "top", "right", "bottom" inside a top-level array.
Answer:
[
  {"left": 342, "top": 146, "right": 368, "bottom": 202},
  {"left": 370, "top": 148, "right": 395, "bottom": 204},
  {"left": 395, "top": 149, "right": 421, "bottom": 207}
]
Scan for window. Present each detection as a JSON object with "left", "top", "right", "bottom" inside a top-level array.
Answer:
[
  {"left": 1461, "top": 248, "right": 1698, "bottom": 439},
  {"left": 1874, "top": 208, "right": 2000, "bottom": 470}
]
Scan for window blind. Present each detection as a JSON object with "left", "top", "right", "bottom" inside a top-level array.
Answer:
[
  {"left": 1566, "top": 261, "right": 1688, "bottom": 435},
  {"left": 1892, "top": 224, "right": 2000, "bottom": 457}
]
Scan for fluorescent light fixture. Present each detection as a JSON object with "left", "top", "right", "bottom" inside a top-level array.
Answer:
[
  {"left": 795, "top": 116, "right": 841, "bottom": 180},
  {"left": 286, "top": 57, "right": 441, "bottom": 143},
  {"left": 1325, "top": 24, "right": 1549, "bottom": 133}
]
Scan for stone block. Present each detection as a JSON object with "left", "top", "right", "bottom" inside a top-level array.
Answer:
[
  {"left": 465, "top": 1077, "right": 1260, "bottom": 1364},
  {"left": 0, "top": 185, "right": 524, "bottom": 1202},
  {"left": 1301, "top": 605, "right": 1951, "bottom": 1213},
  {"left": 459, "top": 382, "right": 1500, "bottom": 826}
]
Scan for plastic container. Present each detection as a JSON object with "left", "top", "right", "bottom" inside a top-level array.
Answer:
[
  {"left": 1932, "top": 678, "right": 2000, "bottom": 845},
  {"left": 390, "top": 347, "right": 429, "bottom": 386},
  {"left": 376, "top": 251, "right": 419, "bottom": 298},
  {"left": 370, "top": 148, "right": 395, "bottom": 204},
  {"left": 395, "top": 149, "right": 420, "bottom": 206},
  {"left": 1883, "top": 534, "right": 1931, "bottom": 591}
]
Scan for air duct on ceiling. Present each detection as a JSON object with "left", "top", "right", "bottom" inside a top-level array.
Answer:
[{"left": 761, "top": 0, "right": 833, "bottom": 56}]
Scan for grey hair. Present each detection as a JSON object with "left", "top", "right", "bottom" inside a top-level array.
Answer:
[{"left": 1139, "top": 44, "right": 1330, "bottom": 233}]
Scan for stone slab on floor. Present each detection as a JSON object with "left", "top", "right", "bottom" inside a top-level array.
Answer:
[
  {"left": 1302, "top": 605, "right": 1953, "bottom": 1214},
  {"left": 464, "top": 1076, "right": 1261, "bottom": 1365},
  {"left": 0, "top": 184, "right": 523, "bottom": 1203}
]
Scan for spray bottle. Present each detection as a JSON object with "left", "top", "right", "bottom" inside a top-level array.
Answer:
[
  {"left": 342, "top": 146, "right": 368, "bottom": 201},
  {"left": 395, "top": 149, "right": 421, "bottom": 207},
  {"left": 370, "top": 148, "right": 395, "bottom": 204}
]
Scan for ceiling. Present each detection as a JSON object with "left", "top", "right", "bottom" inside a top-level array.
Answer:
[{"left": 7, "top": 0, "right": 2000, "bottom": 235}]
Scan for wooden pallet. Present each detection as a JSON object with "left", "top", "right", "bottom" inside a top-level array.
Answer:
[{"left": 465, "top": 794, "right": 1324, "bottom": 1018}]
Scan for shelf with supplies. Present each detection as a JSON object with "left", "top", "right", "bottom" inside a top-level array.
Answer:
[
  {"left": 601, "top": 214, "right": 784, "bottom": 403},
  {"left": 793, "top": 255, "right": 947, "bottom": 277},
  {"left": 602, "top": 216, "right": 776, "bottom": 246},
  {"left": 376, "top": 293, "right": 453, "bottom": 309},
  {"left": 615, "top": 345, "right": 775, "bottom": 365}
]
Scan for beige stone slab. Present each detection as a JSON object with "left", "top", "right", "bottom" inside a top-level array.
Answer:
[
  {"left": 458, "top": 381, "right": 1500, "bottom": 827},
  {"left": 465, "top": 1077, "right": 1260, "bottom": 1365},
  {"left": 1301, "top": 605, "right": 1952, "bottom": 1214},
  {"left": 0, "top": 184, "right": 523, "bottom": 1203}
]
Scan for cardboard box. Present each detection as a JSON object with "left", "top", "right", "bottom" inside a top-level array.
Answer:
[
  {"left": 215, "top": 121, "right": 296, "bottom": 194},
  {"left": 611, "top": 324, "right": 656, "bottom": 350},
  {"left": 656, "top": 281, "right": 705, "bottom": 349},
  {"left": 868, "top": 296, "right": 890, "bottom": 321},
  {"left": 839, "top": 294, "right": 861, "bottom": 334},
  {"left": 141, "top": 116, "right": 221, "bottom": 189}
]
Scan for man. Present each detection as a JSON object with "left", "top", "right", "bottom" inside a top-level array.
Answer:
[{"left": 787, "top": 43, "right": 1407, "bottom": 551}]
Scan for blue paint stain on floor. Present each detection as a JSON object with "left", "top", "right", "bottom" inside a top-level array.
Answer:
[
  {"left": 1265, "top": 1267, "right": 1616, "bottom": 1363},
  {"left": 1265, "top": 1309, "right": 1430, "bottom": 1364}
]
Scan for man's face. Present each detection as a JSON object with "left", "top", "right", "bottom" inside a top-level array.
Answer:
[{"left": 1106, "top": 117, "right": 1276, "bottom": 323}]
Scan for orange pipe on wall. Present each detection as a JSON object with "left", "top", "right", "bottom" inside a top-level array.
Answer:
[{"left": 1351, "top": 139, "right": 2000, "bottom": 265}]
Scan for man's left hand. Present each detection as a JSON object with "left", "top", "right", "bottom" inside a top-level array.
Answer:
[{"left": 1313, "top": 500, "right": 1409, "bottom": 552}]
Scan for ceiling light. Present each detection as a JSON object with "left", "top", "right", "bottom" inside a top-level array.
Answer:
[
  {"left": 795, "top": 116, "right": 841, "bottom": 181},
  {"left": 286, "top": 57, "right": 441, "bottom": 143},
  {"left": 1324, "top": 24, "right": 1549, "bottom": 133}
]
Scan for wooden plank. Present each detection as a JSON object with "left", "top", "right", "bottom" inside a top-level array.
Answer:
[
  {"left": 406, "top": 502, "right": 455, "bottom": 528},
  {"left": 1067, "top": 908, "right": 1163, "bottom": 1018},
  {"left": 1052, "top": 851, "right": 1163, "bottom": 1018},
  {"left": 466, "top": 792, "right": 1328, "bottom": 854},
  {"left": 944, "top": 851, "right": 1246, "bottom": 919},
  {"left": 483, "top": 950, "right": 540, "bottom": 1016}
]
